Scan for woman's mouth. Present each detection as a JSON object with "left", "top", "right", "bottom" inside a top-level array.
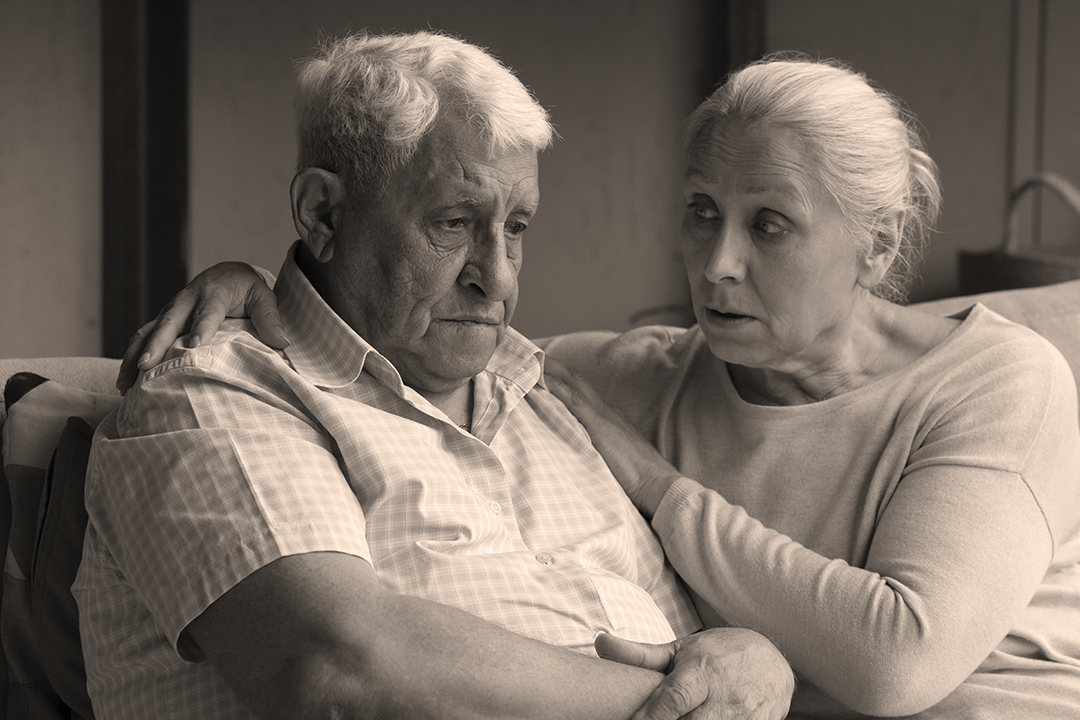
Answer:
[{"left": 704, "top": 307, "right": 754, "bottom": 324}]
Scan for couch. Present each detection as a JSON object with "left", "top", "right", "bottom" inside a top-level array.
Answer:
[{"left": 3, "top": 280, "right": 1080, "bottom": 720}]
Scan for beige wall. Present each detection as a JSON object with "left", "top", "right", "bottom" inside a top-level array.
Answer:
[
  {"left": 188, "top": 0, "right": 712, "bottom": 339},
  {"left": 1, "top": 0, "right": 101, "bottom": 357},
  {"left": 767, "top": 0, "right": 1080, "bottom": 301},
  {"left": 767, "top": 0, "right": 1013, "bottom": 302},
  {"left": 4, "top": 0, "right": 1078, "bottom": 357},
  {"left": 1026, "top": 1, "right": 1080, "bottom": 254}
]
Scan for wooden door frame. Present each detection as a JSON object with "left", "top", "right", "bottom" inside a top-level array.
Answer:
[{"left": 101, "top": 0, "right": 188, "bottom": 357}]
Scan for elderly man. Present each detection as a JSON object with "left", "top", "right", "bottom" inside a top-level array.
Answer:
[{"left": 78, "top": 31, "right": 792, "bottom": 720}]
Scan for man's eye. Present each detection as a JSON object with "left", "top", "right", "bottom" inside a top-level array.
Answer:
[
  {"left": 506, "top": 221, "right": 528, "bottom": 236},
  {"left": 443, "top": 218, "right": 468, "bottom": 229}
]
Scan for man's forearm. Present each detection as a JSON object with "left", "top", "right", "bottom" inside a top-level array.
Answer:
[
  {"left": 189, "top": 552, "right": 665, "bottom": 720},
  {"left": 321, "top": 589, "right": 666, "bottom": 720}
]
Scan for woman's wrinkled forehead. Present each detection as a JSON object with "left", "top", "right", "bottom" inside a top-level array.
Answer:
[{"left": 685, "top": 118, "right": 820, "bottom": 209}]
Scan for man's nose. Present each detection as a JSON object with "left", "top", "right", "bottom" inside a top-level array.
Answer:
[{"left": 460, "top": 226, "right": 518, "bottom": 301}]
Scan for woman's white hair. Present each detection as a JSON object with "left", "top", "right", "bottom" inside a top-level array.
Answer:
[
  {"left": 295, "top": 31, "right": 555, "bottom": 191},
  {"left": 684, "top": 53, "right": 942, "bottom": 303}
]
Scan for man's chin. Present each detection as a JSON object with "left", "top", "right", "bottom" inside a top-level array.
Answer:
[
  {"left": 390, "top": 323, "right": 502, "bottom": 392},
  {"left": 417, "top": 341, "right": 499, "bottom": 389},
  {"left": 436, "top": 345, "right": 498, "bottom": 381}
]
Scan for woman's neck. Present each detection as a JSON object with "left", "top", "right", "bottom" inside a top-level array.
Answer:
[{"left": 726, "top": 300, "right": 959, "bottom": 406}]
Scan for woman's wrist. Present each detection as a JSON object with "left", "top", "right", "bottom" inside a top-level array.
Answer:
[{"left": 638, "top": 472, "right": 681, "bottom": 518}]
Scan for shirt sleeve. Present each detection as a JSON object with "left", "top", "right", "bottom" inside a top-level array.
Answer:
[
  {"left": 85, "top": 347, "right": 371, "bottom": 657},
  {"left": 649, "top": 335, "right": 1077, "bottom": 717}
]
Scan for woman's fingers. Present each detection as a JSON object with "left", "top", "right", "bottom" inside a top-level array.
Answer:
[
  {"left": 246, "top": 283, "right": 289, "bottom": 349},
  {"left": 117, "top": 319, "right": 159, "bottom": 392},
  {"left": 595, "top": 632, "right": 674, "bottom": 672},
  {"left": 114, "top": 262, "right": 284, "bottom": 393},
  {"left": 115, "top": 291, "right": 200, "bottom": 391}
]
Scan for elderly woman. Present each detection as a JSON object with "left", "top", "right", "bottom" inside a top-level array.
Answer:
[
  {"left": 539, "top": 56, "right": 1080, "bottom": 719},
  {"left": 124, "top": 56, "right": 1080, "bottom": 719}
]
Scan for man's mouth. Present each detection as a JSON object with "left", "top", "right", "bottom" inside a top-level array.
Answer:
[
  {"left": 437, "top": 315, "right": 503, "bottom": 329},
  {"left": 453, "top": 316, "right": 500, "bottom": 325}
]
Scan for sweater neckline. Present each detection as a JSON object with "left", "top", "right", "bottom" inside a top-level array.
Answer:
[{"left": 709, "top": 304, "right": 982, "bottom": 413}]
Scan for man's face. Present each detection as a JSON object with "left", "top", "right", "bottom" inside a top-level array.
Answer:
[{"left": 324, "top": 119, "right": 540, "bottom": 396}]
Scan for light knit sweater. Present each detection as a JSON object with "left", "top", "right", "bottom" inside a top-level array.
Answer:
[{"left": 542, "top": 304, "right": 1080, "bottom": 719}]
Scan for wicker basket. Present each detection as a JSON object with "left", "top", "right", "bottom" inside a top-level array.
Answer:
[{"left": 959, "top": 172, "right": 1080, "bottom": 295}]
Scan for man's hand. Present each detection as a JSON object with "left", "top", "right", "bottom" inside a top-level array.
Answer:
[
  {"left": 116, "top": 262, "right": 286, "bottom": 393},
  {"left": 596, "top": 628, "right": 794, "bottom": 720}
]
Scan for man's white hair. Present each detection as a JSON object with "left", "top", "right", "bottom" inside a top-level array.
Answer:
[{"left": 295, "top": 31, "right": 555, "bottom": 191}]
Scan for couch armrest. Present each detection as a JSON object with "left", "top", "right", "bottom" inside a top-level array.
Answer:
[{"left": 1, "top": 358, "right": 121, "bottom": 430}]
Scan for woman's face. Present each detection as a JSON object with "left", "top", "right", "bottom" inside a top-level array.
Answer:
[{"left": 681, "top": 119, "right": 874, "bottom": 374}]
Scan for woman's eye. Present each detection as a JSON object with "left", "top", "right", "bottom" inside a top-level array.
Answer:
[
  {"left": 754, "top": 218, "right": 786, "bottom": 236},
  {"left": 686, "top": 202, "right": 719, "bottom": 221}
]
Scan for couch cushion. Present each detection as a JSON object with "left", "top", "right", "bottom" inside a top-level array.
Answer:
[
  {"left": 34, "top": 416, "right": 96, "bottom": 720},
  {"left": 2, "top": 374, "right": 120, "bottom": 720},
  {"left": 914, "top": 279, "right": 1080, "bottom": 410}
]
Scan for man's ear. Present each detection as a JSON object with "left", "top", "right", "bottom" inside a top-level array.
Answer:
[
  {"left": 857, "top": 215, "right": 902, "bottom": 289},
  {"left": 291, "top": 168, "right": 346, "bottom": 263}
]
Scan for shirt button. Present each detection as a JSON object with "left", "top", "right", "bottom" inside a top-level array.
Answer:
[
  {"left": 491, "top": 501, "right": 501, "bottom": 514},
  {"left": 535, "top": 552, "right": 553, "bottom": 565}
]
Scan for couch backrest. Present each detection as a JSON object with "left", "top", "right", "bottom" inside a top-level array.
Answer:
[
  {"left": 0, "top": 357, "right": 120, "bottom": 431},
  {"left": 913, "top": 279, "right": 1080, "bottom": 412},
  {"left": 0, "top": 279, "right": 1078, "bottom": 718}
]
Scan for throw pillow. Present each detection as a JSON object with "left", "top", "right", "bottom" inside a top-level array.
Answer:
[{"left": 2, "top": 373, "right": 120, "bottom": 720}]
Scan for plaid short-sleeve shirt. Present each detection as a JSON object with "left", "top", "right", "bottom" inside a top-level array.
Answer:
[{"left": 75, "top": 246, "right": 699, "bottom": 719}]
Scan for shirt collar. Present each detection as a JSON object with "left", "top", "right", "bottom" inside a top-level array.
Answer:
[{"left": 275, "top": 241, "right": 546, "bottom": 394}]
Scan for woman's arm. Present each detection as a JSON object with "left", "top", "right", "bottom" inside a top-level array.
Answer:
[
  {"left": 651, "top": 470, "right": 1049, "bottom": 716},
  {"left": 545, "top": 358, "right": 1059, "bottom": 716}
]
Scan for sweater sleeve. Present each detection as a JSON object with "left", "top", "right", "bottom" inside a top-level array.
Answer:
[
  {"left": 654, "top": 471, "right": 1049, "bottom": 716},
  {"left": 650, "top": 333, "right": 1076, "bottom": 717}
]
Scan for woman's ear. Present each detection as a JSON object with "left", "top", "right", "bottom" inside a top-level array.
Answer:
[
  {"left": 291, "top": 168, "right": 346, "bottom": 263},
  {"left": 857, "top": 215, "right": 902, "bottom": 289}
]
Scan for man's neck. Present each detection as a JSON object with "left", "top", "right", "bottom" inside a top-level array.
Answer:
[{"left": 418, "top": 380, "right": 474, "bottom": 428}]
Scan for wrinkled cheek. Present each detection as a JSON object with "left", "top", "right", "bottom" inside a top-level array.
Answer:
[
  {"left": 377, "top": 299, "right": 429, "bottom": 343},
  {"left": 683, "top": 257, "right": 710, "bottom": 304},
  {"left": 503, "top": 287, "right": 520, "bottom": 326},
  {"left": 681, "top": 233, "right": 708, "bottom": 281}
]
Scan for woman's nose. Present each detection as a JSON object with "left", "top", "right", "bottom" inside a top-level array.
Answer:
[{"left": 703, "top": 226, "right": 747, "bottom": 283}]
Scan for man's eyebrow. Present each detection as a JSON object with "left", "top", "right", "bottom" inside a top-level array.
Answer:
[
  {"left": 431, "top": 197, "right": 539, "bottom": 216},
  {"left": 429, "top": 196, "right": 481, "bottom": 214}
]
